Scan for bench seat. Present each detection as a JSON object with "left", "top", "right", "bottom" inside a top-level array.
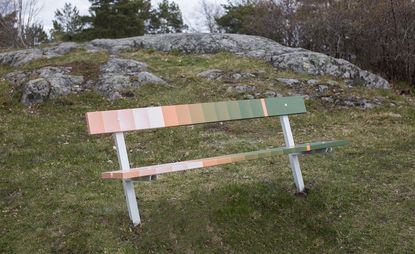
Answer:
[{"left": 102, "top": 140, "right": 348, "bottom": 180}]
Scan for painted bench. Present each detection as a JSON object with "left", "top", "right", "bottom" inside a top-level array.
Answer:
[{"left": 85, "top": 96, "right": 348, "bottom": 225}]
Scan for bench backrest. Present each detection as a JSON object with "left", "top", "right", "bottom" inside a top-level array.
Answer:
[{"left": 86, "top": 96, "right": 306, "bottom": 135}]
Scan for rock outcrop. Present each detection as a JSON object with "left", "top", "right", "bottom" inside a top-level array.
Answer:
[
  {"left": 5, "top": 58, "right": 167, "bottom": 104},
  {"left": 1, "top": 33, "right": 390, "bottom": 89},
  {"left": 97, "top": 57, "right": 167, "bottom": 99},
  {"left": 6, "top": 66, "right": 84, "bottom": 105},
  {"left": 90, "top": 34, "right": 390, "bottom": 89}
]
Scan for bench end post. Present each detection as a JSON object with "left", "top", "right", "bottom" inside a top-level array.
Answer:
[
  {"left": 114, "top": 132, "right": 141, "bottom": 225},
  {"left": 279, "top": 115, "right": 305, "bottom": 192}
]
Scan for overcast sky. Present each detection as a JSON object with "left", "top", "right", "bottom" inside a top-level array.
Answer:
[{"left": 37, "top": 0, "right": 227, "bottom": 33}]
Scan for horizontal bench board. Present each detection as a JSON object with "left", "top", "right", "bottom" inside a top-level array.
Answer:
[
  {"left": 86, "top": 96, "right": 306, "bottom": 135},
  {"left": 102, "top": 140, "right": 348, "bottom": 179}
]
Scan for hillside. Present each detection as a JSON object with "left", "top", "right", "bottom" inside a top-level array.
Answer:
[{"left": 0, "top": 34, "right": 414, "bottom": 253}]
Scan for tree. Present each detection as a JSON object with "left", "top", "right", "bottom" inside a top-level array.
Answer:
[
  {"left": 0, "top": 0, "right": 46, "bottom": 47},
  {"left": 51, "top": 3, "right": 83, "bottom": 41},
  {"left": 216, "top": 0, "right": 257, "bottom": 34},
  {"left": 25, "top": 23, "right": 48, "bottom": 45},
  {"left": 198, "top": 0, "right": 223, "bottom": 33},
  {"left": 147, "top": 0, "right": 186, "bottom": 34},
  {"left": 82, "top": 0, "right": 152, "bottom": 39}
]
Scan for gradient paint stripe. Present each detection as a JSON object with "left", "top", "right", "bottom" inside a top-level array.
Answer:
[
  {"left": 162, "top": 105, "right": 179, "bottom": 127},
  {"left": 101, "top": 140, "right": 349, "bottom": 179},
  {"left": 86, "top": 97, "right": 307, "bottom": 134},
  {"left": 260, "top": 99, "right": 269, "bottom": 117}
]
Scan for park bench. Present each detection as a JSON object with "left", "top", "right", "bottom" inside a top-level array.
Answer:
[{"left": 85, "top": 96, "right": 348, "bottom": 225}]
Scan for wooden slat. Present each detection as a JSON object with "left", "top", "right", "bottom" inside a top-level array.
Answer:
[
  {"left": 85, "top": 96, "right": 307, "bottom": 135},
  {"left": 102, "top": 140, "right": 349, "bottom": 180}
]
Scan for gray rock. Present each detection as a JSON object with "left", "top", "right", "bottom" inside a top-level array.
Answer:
[
  {"left": 4, "top": 71, "right": 28, "bottom": 85},
  {"left": 0, "top": 43, "right": 81, "bottom": 66},
  {"left": 197, "top": 69, "right": 224, "bottom": 80},
  {"left": 321, "top": 96, "right": 334, "bottom": 103},
  {"left": 44, "top": 42, "right": 80, "bottom": 56},
  {"left": 17, "top": 66, "right": 84, "bottom": 105},
  {"left": 48, "top": 75, "right": 84, "bottom": 98},
  {"left": 288, "top": 92, "right": 310, "bottom": 100},
  {"left": 307, "top": 79, "right": 319, "bottom": 85},
  {"left": 1, "top": 34, "right": 390, "bottom": 88},
  {"left": 344, "top": 79, "right": 355, "bottom": 86},
  {"left": 327, "top": 80, "right": 339, "bottom": 86},
  {"left": 98, "top": 75, "right": 132, "bottom": 97},
  {"left": 358, "top": 70, "right": 390, "bottom": 89},
  {"left": 264, "top": 91, "right": 278, "bottom": 98},
  {"left": 97, "top": 57, "right": 166, "bottom": 98},
  {"left": 317, "top": 85, "right": 328, "bottom": 93},
  {"left": 36, "top": 66, "right": 71, "bottom": 77},
  {"left": 21, "top": 78, "right": 50, "bottom": 105},
  {"left": 136, "top": 72, "right": 167, "bottom": 85},
  {"left": 226, "top": 85, "right": 256, "bottom": 93},
  {"left": 276, "top": 78, "right": 301, "bottom": 86},
  {"left": 101, "top": 58, "right": 148, "bottom": 76},
  {"left": 89, "top": 33, "right": 390, "bottom": 88},
  {"left": 231, "top": 73, "right": 242, "bottom": 80},
  {"left": 244, "top": 94, "right": 255, "bottom": 99}
]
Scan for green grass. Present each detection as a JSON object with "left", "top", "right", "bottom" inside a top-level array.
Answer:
[{"left": 1, "top": 50, "right": 414, "bottom": 253}]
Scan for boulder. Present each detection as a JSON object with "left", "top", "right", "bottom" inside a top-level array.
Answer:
[
  {"left": 226, "top": 85, "right": 256, "bottom": 93},
  {"left": 307, "top": 79, "right": 320, "bottom": 86},
  {"left": 13, "top": 66, "right": 84, "bottom": 105},
  {"left": 276, "top": 78, "right": 301, "bottom": 86},
  {"left": 21, "top": 78, "right": 50, "bottom": 105},
  {"left": 136, "top": 72, "right": 167, "bottom": 85},
  {"left": 97, "top": 57, "right": 167, "bottom": 98},
  {"left": 197, "top": 69, "right": 224, "bottom": 80}
]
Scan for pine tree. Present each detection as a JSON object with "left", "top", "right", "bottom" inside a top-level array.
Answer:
[
  {"left": 51, "top": 3, "right": 83, "bottom": 41},
  {"left": 85, "top": 0, "right": 151, "bottom": 39},
  {"left": 147, "top": 0, "right": 186, "bottom": 34}
]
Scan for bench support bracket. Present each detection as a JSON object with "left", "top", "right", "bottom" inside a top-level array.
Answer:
[
  {"left": 279, "top": 116, "right": 305, "bottom": 192},
  {"left": 114, "top": 132, "right": 141, "bottom": 225}
]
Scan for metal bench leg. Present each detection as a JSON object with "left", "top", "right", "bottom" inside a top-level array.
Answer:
[
  {"left": 114, "top": 132, "right": 141, "bottom": 225},
  {"left": 122, "top": 180, "right": 141, "bottom": 225},
  {"left": 279, "top": 116, "right": 305, "bottom": 192}
]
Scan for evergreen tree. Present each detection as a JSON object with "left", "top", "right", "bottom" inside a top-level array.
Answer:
[
  {"left": 51, "top": 3, "right": 83, "bottom": 41},
  {"left": 215, "top": 1, "right": 256, "bottom": 34},
  {"left": 147, "top": 0, "right": 186, "bottom": 34},
  {"left": 25, "top": 24, "right": 48, "bottom": 45},
  {"left": 84, "top": 0, "right": 151, "bottom": 39}
]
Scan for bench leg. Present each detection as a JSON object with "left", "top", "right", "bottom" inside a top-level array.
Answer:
[
  {"left": 123, "top": 180, "right": 141, "bottom": 225},
  {"left": 114, "top": 132, "right": 141, "bottom": 225},
  {"left": 287, "top": 154, "right": 305, "bottom": 192},
  {"left": 279, "top": 116, "right": 305, "bottom": 192}
]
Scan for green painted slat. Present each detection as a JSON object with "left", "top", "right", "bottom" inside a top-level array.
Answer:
[
  {"left": 265, "top": 96, "right": 306, "bottom": 116},
  {"left": 237, "top": 100, "right": 254, "bottom": 118},
  {"left": 248, "top": 99, "right": 265, "bottom": 118},
  {"left": 226, "top": 101, "right": 242, "bottom": 119},
  {"left": 201, "top": 102, "right": 218, "bottom": 122}
]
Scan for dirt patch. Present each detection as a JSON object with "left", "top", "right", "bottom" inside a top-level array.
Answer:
[{"left": 65, "top": 61, "right": 101, "bottom": 82}]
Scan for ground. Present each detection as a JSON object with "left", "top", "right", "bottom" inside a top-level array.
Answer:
[{"left": 0, "top": 49, "right": 414, "bottom": 253}]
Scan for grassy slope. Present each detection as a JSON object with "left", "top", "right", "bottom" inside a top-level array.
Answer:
[{"left": 0, "top": 50, "right": 414, "bottom": 253}]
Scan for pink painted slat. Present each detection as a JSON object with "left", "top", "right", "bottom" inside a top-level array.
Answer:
[
  {"left": 85, "top": 112, "right": 105, "bottom": 134},
  {"left": 102, "top": 110, "right": 121, "bottom": 133},
  {"left": 118, "top": 109, "right": 136, "bottom": 131},
  {"left": 133, "top": 108, "right": 151, "bottom": 130}
]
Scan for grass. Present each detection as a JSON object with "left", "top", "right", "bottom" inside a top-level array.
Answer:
[{"left": 1, "top": 50, "right": 414, "bottom": 253}]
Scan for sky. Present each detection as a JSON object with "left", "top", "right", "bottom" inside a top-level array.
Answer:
[{"left": 37, "top": 0, "right": 228, "bottom": 33}]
